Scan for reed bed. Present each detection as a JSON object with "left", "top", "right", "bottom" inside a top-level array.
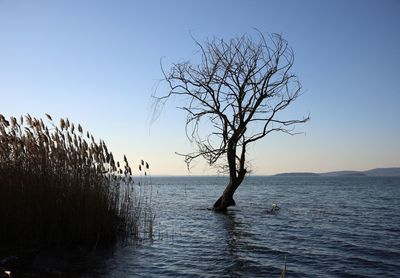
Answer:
[{"left": 0, "top": 114, "right": 154, "bottom": 249}]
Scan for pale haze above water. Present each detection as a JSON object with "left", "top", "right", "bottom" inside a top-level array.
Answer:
[{"left": 0, "top": 0, "right": 399, "bottom": 175}]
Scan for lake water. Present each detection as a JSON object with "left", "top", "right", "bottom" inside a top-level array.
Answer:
[{"left": 21, "top": 176, "right": 400, "bottom": 277}]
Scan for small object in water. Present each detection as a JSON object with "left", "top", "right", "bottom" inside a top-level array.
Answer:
[
  {"left": 272, "top": 203, "right": 280, "bottom": 211},
  {"left": 266, "top": 203, "right": 280, "bottom": 214}
]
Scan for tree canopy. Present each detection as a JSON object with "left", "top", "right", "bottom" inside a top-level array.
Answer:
[{"left": 155, "top": 32, "right": 309, "bottom": 210}]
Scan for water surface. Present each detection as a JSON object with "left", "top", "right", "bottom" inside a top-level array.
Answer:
[
  {"left": 33, "top": 176, "right": 400, "bottom": 277},
  {"left": 87, "top": 177, "right": 400, "bottom": 277}
]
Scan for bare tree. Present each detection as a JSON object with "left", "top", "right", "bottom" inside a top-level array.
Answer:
[{"left": 155, "top": 32, "right": 309, "bottom": 211}]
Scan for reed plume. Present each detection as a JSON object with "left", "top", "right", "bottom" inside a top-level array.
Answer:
[{"left": 0, "top": 114, "right": 154, "bottom": 249}]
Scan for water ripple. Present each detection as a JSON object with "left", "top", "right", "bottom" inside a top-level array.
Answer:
[{"left": 46, "top": 176, "right": 400, "bottom": 277}]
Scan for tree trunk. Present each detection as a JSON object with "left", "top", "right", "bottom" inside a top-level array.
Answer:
[
  {"left": 212, "top": 180, "right": 240, "bottom": 212},
  {"left": 212, "top": 140, "right": 246, "bottom": 212}
]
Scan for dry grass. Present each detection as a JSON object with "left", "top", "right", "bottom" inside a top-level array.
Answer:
[{"left": 0, "top": 113, "right": 154, "bottom": 249}]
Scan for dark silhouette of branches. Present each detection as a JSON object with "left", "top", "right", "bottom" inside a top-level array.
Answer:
[{"left": 154, "top": 31, "right": 309, "bottom": 210}]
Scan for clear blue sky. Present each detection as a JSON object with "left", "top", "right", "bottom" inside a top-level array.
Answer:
[{"left": 1, "top": 0, "right": 399, "bottom": 175}]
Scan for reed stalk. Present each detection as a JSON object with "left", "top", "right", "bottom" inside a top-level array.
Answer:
[{"left": 0, "top": 114, "right": 154, "bottom": 249}]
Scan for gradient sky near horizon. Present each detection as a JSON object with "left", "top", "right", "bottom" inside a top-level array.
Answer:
[{"left": 1, "top": 0, "right": 399, "bottom": 175}]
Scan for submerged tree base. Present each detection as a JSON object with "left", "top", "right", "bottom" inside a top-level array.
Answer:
[{"left": 212, "top": 195, "right": 236, "bottom": 212}]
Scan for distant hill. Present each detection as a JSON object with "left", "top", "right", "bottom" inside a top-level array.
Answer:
[
  {"left": 274, "top": 167, "right": 400, "bottom": 177},
  {"left": 321, "top": 171, "right": 366, "bottom": 177},
  {"left": 363, "top": 167, "right": 400, "bottom": 177},
  {"left": 274, "top": 172, "right": 320, "bottom": 177}
]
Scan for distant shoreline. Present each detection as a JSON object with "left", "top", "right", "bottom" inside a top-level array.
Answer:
[
  {"left": 272, "top": 167, "right": 400, "bottom": 177},
  {"left": 150, "top": 167, "right": 400, "bottom": 178}
]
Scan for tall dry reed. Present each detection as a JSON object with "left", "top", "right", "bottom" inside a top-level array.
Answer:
[{"left": 0, "top": 114, "right": 154, "bottom": 249}]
